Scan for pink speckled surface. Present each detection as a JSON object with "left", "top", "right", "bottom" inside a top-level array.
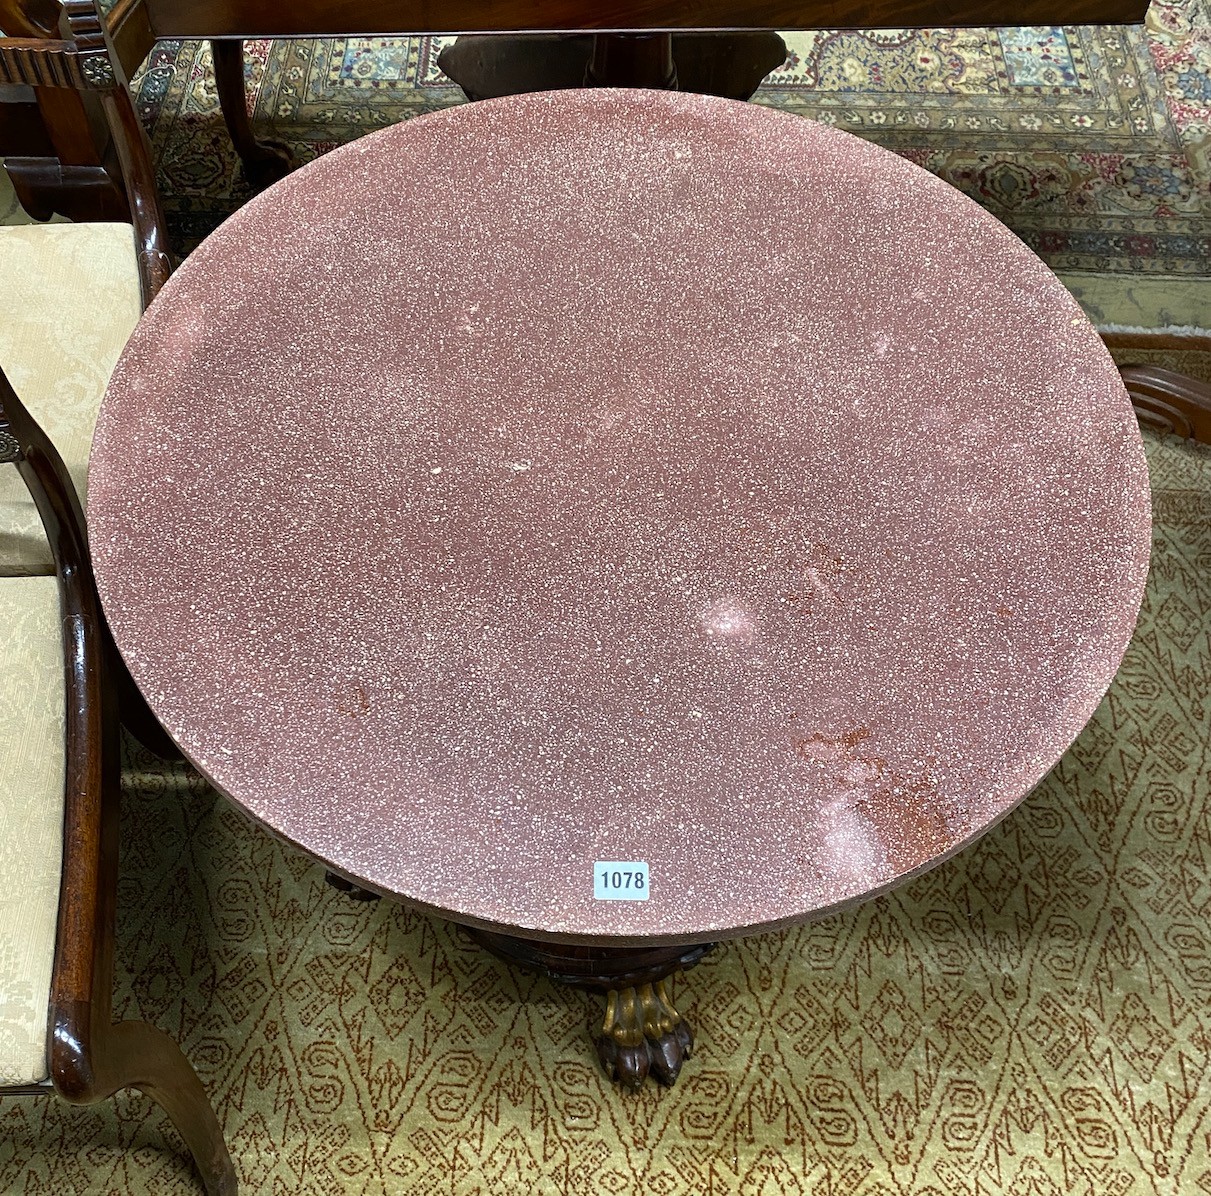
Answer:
[{"left": 90, "top": 90, "right": 1151, "bottom": 946}]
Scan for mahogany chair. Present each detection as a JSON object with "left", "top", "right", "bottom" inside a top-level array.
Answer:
[
  {"left": 0, "top": 0, "right": 169, "bottom": 303},
  {"left": 1, "top": 0, "right": 187, "bottom": 759},
  {"left": 0, "top": 366, "right": 237, "bottom": 1194},
  {"left": 1, "top": 0, "right": 169, "bottom": 582},
  {"left": 1, "top": 0, "right": 293, "bottom": 203}
]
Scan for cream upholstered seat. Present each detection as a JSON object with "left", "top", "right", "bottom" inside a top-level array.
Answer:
[
  {"left": 0, "top": 222, "right": 142, "bottom": 575},
  {"left": 0, "top": 575, "right": 65, "bottom": 1084},
  {"left": 0, "top": 13, "right": 233, "bottom": 1189},
  {"left": 2, "top": 0, "right": 172, "bottom": 578}
]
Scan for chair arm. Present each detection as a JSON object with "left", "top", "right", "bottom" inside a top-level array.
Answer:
[{"left": 0, "top": 366, "right": 117, "bottom": 1090}]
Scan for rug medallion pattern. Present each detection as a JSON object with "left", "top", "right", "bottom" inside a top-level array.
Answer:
[{"left": 0, "top": 428, "right": 1207, "bottom": 1193}]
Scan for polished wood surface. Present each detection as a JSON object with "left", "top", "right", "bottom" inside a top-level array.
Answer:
[
  {"left": 0, "top": 0, "right": 57, "bottom": 36},
  {"left": 1121, "top": 365, "right": 1211, "bottom": 444},
  {"left": 138, "top": 0, "right": 1149, "bottom": 37}
]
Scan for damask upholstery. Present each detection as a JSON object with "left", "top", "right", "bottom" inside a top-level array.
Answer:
[
  {"left": 0, "top": 575, "right": 65, "bottom": 1085},
  {"left": 0, "top": 221, "right": 141, "bottom": 575}
]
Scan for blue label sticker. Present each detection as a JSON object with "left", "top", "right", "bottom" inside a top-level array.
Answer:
[{"left": 593, "top": 861, "right": 650, "bottom": 901}]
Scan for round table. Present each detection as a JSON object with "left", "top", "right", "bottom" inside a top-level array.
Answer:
[{"left": 89, "top": 89, "right": 1152, "bottom": 1089}]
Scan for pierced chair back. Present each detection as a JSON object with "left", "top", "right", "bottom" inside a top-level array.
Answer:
[{"left": 0, "top": 0, "right": 169, "bottom": 303}]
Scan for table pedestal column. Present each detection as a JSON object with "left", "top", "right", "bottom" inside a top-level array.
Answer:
[
  {"left": 325, "top": 873, "right": 716, "bottom": 1089},
  {"left": 437, "top": 32, "right": 787, "bottom": 103},
  {"left": 465, "top": 928, "right": 717, "bottom": 1091}
]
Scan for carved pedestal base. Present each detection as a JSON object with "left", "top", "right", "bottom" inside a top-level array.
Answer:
[
  {"left": 467, "top": 928, "right": 716, "bottom": 1090},
  {"left": 324, "top": 875, "right": 713, "bottom": 1089},
  {"left": 438, "top": 32, "right": 788, "bottom": 103}
]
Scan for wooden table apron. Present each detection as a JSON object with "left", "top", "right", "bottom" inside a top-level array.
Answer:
[
  {"left": 121, "top": 0, "right": 1148, "bottom": 37},
  {"left": 87, "top": 90, "right": 1152, "bottom": 1089}
]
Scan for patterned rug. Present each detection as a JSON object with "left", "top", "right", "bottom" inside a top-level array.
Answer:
[
  {"left": 126, "top": 5, "right": 1211, "bottom": 342},
  {"left": 0, "top": 428, "right": 1207, "bottom": 1193}
]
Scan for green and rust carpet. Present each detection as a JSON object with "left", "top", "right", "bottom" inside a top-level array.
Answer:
[{"left": 2, "top": 12, "right": 1211, "bottom": 1195}]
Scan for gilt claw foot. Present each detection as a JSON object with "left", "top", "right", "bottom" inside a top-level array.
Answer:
[{"left": 595, "top": 980, "right": 694, "bottom": 1090}]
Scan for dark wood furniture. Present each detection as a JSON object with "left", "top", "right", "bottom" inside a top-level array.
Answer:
[
  {"left": 88, "top": 89, "right": 1154, "bottom": 1092},
  {"left": 94, "top": 0, "right": 1154, "bottom": 170},
  {"left": 115, "top": 0, "right": 1153, "bottom": 34},
  {"left": 0, "top": 0, "right": 170, "bottom": 306},
  {"left": 1120, "top": 362, "right": 1211, "bottom": 445},
  {"left": 1, "top": 0, "right": 185, "bottom": 762},
  {"left": 0, "top": 0, "right": 1159, "bottom": 216},
  {"left": 0, "top": 367, "right": 237, "bottom": 1195},
  {"left": 435, "top": 31, "right": 790, "bottom": 102}
]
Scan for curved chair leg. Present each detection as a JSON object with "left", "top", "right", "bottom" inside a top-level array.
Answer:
[
  {"left": 90, "top": 1021, "right": 237, "bottom": 1195},
  {"left": 211, "top": 39, "right": 293, "bottom": 191}
]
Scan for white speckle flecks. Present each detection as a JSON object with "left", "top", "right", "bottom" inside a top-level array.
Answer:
[
  {"left": 698, "top": 597, "right": 759, "bottom": 646},
  {"left": 86, "top": 87, "right": 1151, "bottom": 944}
]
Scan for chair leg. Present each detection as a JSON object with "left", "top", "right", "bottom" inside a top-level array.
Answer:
[
  {"left": 211, "top": 39, "right": 294, "bottom": 191},
  {"left": 100, "top": 1020, "right": 237, "bottom": 1196}
]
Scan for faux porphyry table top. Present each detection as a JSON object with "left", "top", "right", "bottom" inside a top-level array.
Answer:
[{"left": 89, "top": 89, "right": 1151, "bottom": 947}]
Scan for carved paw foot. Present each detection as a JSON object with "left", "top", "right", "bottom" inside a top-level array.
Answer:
[{"left": 595, "top": 980, "right": 694, "bottom": 1090}]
